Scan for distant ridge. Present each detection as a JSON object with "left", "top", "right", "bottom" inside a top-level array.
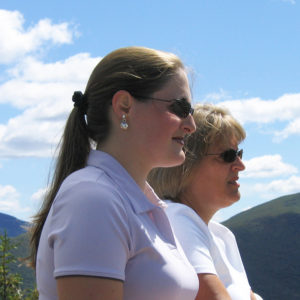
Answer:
[
  {"left": 224, "top": 192, "right": 300, "bottom": 226},
  {"left": 0, "top": 212, "right": 29, "bottom": 237},
  {"left": 223, "top": 192, "right": 300, "bottom": 300}
]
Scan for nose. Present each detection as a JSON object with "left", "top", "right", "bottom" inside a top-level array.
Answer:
[
  {"left": 182, "top": 114, "right": 196, "bottom": 133},
  {"left": 233, "top": 156, "right": 246, "bottom": 171}
]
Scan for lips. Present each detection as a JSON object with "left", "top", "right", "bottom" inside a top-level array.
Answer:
[
  {"left": 228, "top": 176, "right": 239, "bottom": 186},
  {"left": 172, "top": 137, "right": 184, "bottom": 145}
]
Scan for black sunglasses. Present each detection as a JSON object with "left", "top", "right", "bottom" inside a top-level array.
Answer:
[
  {"left": 133, "top": 95, "right": 194, "bottom": 119},
  {"left": 206, "top": 149, "right": 243, "bottom": 163}
]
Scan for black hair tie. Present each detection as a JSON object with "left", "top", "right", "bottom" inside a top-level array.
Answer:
[{"left": 72, "top": 91, "right": 87, "bottom": 113}]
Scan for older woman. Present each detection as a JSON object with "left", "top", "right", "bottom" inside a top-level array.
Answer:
[{"left": 148, "top": 103, "right": 262, "bottom": 300}]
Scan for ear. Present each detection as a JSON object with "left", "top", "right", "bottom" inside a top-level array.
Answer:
[{"left": 111, "top": 90, "right": 133, "bottom": 119}]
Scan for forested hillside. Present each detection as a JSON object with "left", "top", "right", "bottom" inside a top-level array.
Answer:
[{"left": 223, "top": 192, "right": 300, "bottom": 300}]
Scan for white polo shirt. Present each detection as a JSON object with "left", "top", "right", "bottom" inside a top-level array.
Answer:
[
  {"left": 36, "top": 150, "right": 198, "bottom": 300},
  {"left": 165, "top": 201, "right": 252, "bottom": 300}
]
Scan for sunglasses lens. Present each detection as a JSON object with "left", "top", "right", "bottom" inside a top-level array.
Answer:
[
  {"left": 238, "top": 149, "right": 243, "bottom": 159},
  {"left": 222, "top": 149, "right": 243, "bottom": 163},
  {"left": 169, "top": 99, "right": 192, "bottom": 118},
  {"left": 222, "top": 150, "right": 236, "bottom": 162}
]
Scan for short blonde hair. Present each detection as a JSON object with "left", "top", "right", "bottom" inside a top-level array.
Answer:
[{"left": 148, "top": 103, "right": 246, "bottom": 202}]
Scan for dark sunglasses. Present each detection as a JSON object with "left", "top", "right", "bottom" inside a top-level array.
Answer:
[
  {"left": 206, "top": 149, "right": 243, "bottom": 163},
  {"left": 133, "top": 95, "right": 194, "bottom": 118}
]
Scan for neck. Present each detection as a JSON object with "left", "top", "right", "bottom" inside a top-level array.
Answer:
[
  {"left": 181, "top": 195, "right": 217, "bottom": 225},
  {"left": 98, "top": 144, "right": 150, "bottom": 191}
]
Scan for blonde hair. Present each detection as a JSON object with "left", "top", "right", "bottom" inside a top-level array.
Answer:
[{"left": 148, "top": 103, "right": 246, "bottom": 202}]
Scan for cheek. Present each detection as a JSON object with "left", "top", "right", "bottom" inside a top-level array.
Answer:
[{"left": 154, "top": 116, "right": 180, "bottom": 136}]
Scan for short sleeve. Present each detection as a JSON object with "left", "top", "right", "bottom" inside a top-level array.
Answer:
[
  {"left": 166, "top": 204, "right": 217, "bottom": 275},
  {"left": 48, "top": 181, "right": 131, "bottom": 281}
]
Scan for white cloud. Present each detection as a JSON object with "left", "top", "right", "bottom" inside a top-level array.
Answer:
[
  {"left": 0, "top": 9, "right": 96, "bottom": 157},
  {"left": 281, "top": 0, "right": 296, "bottom": 4},
  {"left": 253, "top": 175, "right": 300, "bottom": 199},
  {"left": 0, "top": 54, "right": 100, "bottom": 158},
  {"left": 242, "top": 155, "right": 298, "bottom": 178},
  {"left": 215, "top": 93, "right": 300, "bottom": 140},
  {"left": 217, "top": 93, "right": 300, "bottom": 124},
  {"left": 202, "top": 89, "right": 230, "bottom": 102},
  {"left": 31, "top": 188, "right": 47, "bottom": 203},
  {"left": 0, "top": 9, "right": 99, "bottom": 159},
  {"left": 0, "top": 54, "right": 99, "bottom": 109},
  {"left": 273, "top": 118, "right": 300, "bottom": 141},
  {"left": 0, "top": 9, "right": 75, "bottom": 64},
  {"left": 8, "top": 54, "right": 96, "bottom": 83},
  {"left": 0, "top": 184, "right": 31, "bottom": 217}
]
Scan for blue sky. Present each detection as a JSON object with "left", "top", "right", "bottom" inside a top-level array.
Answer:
[{"left": 0, "top": 0, "right": 299, "bottom": 222}]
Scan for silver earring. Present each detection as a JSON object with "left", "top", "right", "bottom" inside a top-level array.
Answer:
[{"left": 120, "top": 114, "right": 128, "bottom": 130}]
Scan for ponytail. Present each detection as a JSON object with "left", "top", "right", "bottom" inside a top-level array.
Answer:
[{"left": 29, "top": 103, "right": 90, "bottom": 268}]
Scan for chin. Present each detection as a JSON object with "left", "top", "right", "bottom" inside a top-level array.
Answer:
[
  {"left": 232, "top": 195, "right": 241, "bottom": 204},
  {"left": 162, "top": 154, "right": 185, "bottom": 168},
  {"left": 172, "top": 153, "right": 186, "bottom": 166},
  {"left": 224, "top": 195, "right": 240, "bottom": 208}
]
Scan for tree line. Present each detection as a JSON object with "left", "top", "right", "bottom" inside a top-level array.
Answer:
[{"left": 0, "top": 231, "right": 38, "bottom": 300}]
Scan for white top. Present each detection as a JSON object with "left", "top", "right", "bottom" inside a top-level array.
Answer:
[
  {"left": 36, "top": 150, "right": 198, "bottom": 300},
  {"left": 165, "top": 201, "right": 252, "bottom": 300}
]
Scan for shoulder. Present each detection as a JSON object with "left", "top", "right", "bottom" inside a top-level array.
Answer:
[
  {"left": 165, "top": 201, "right": 207, "bottom": 228},
  {"left": 165, "top": 201, "right": 210, "bottom": 245},
  {"left": 51, "top": 169, "right": 130, "bottom": 226},
  {"left": 165, "top": 201, "right": 196, "bottom": 219},
  {"left": 46, "top": 170, "right": 132, "bottom": 252},
  {"left": 209, "top": 220, "right": 234, "bottom": 233},
  {"left": 209, "top": 221, "right": 237, "bottom": 242}
]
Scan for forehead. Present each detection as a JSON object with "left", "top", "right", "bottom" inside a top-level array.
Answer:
[
  {"left": 153, "top": 69, "right": 191, "bottom": 101},
  {"left": 208, "top": 136, "right": 239, "bottom": 152}
]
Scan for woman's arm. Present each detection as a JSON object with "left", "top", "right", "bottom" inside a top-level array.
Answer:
[
  {"left": 195, "top": 273, "right": 231, "bottom": 300},
  {"left": 251, "top": 290, "right": 264, "bottom": 300},
  {"left": 250, "top": 290, "right": 257, "bottom": 300},
  {"left": 57, "top": 276, "right": 123, "bottom": 300}
]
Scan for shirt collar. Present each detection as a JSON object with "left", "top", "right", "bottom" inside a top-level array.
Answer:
[{"left": 87, "top": 150, "right": 166, "bottom": 214}]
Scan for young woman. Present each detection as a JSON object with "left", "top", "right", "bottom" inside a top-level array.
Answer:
[
  {"left": 149, "top": 103, "right": 263, "bottom": 300},
  {"left": 30, "top": 46, "right": 198, "bottom": 300}
]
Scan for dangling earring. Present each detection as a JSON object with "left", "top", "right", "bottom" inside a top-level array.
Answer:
[{"left": 120, "top": 114, "right": 128, "bottom": 130}]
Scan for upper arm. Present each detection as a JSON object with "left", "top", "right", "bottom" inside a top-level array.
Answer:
[
  {"left": 167, "top": 208, "right": 217, "bottom": 274},
  {"left": 195, "top": 273, "right": 231, "bottom": 300},
  {"left": 50, "top": 182, "right": 131, "bottom": 280},
  {"left": 251, "top": 290, "right": 263, "bottom": 300},
  {"left": 57, "top": 276, "right": 123, "bottom": 300},
  {"left": 250, "top": 290, "right": 256, "bottom": 300}
]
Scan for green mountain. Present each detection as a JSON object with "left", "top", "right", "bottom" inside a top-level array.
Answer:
[
  {"left": 0, "top": 212, "right": 35, "bottom": 290},
  {"left": 0, "top": 212, "right": 28, "bottom": 237},
  {"left": 223, "top": 192, "right": 300, "bottom": 300}
]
